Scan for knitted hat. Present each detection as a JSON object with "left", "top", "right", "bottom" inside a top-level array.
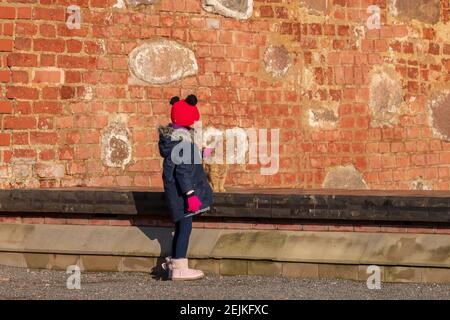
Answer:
[{"left": 169, "top": 95, "right": 200, "bottom": 127}]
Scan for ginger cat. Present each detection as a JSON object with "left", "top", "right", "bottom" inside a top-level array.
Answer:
[{"left": 203, "top": 161, "right": 227, "bottom": 192}]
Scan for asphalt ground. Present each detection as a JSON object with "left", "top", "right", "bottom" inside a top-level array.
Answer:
[{"left": 0, "top": 265, "right": 449, "bottom": 300}]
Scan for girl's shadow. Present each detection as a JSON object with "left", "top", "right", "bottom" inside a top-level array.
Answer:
[
  {"left": 132, "top": 191, "right": 174, "bottom": 281},
  {"left": 135, "top": 226, "right": 173, "bottom": 281}
]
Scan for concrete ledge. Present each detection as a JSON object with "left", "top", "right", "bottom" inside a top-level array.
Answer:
[
  {"left": 0, "top": 222, "right": 449, "bottom": 284},
  {"left": 0, "top": 223, "right": 449, "bottom": 267}
]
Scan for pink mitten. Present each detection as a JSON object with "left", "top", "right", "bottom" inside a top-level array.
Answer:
[
  {"left": 187, "top": 195, "right": 202, "bottom": 212},
  {"left": 203, "top": 147, "right": 214, "bottom": 158}
]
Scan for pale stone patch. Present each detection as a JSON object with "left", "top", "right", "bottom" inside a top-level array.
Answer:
[
  {"left": 101, "top": 115, "right": 132, "bottom": 169},
  {"left": 81, "top": 86, "right": 93, "bottom": 101},
  {"left": 368, "top": 65, "right": 404, "bottom": 128},
  {"left": 353, "top": 26, "right": 366, "bottom": 49},
  {"left": 34, "top": 163, "right": 65, "bottom": 179},
  {"left": 301, "top": 67, "right": 316, "bottom": 93},
  {"left": 113, "top": 0, "right": 126, "bottom": 9},
  {"left": 426, "top": 90, "right": 450, "bottom": 141},
  {"left": 202, "top": 0, "right": 253, "bottom": 20},
  {"left": 322, "top": 165, "right": 369, "bottom": 190},
  {"left": 299, "top": 0, "right": 329, "bottom": 15},
  {"left": 263, "top": 45, "right": 291, "bottom": 78},
  {"left": 8, "top": 158, "right": 40, "bottom": 188},
  {"left": 410, "top": 177, "right": 432, "bottom": 191},
  {"left": 206, "top": 18, "right": 220, "bottom": 29},
  {"left": 127, "top": 0, "right": 157, "bottom": 7},
  {"left": 307, "top": 102, "right": 339, "bottom": 129},
  {"left": 128, "top": 38, "right": 198, "bottom": 85},
  {"left": 388, "top": 0, "right": 440, "bottom": 24}
]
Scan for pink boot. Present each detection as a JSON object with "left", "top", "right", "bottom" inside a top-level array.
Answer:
[{"left": 171, "top": 258, "right": 204, "bottom": 281}]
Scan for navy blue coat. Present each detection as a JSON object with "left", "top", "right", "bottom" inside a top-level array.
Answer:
[{"left": 158, "top": 125, "right": 213, "bottom": 222}]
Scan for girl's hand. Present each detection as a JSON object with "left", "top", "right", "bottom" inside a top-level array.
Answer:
[
  {"left": 187, "top": 195, "right": 202, "bottom": 212},
  {"left": 203, "top": 147, "right": 214, "bottom": 158}
]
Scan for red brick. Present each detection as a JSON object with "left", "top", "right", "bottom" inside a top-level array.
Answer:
[
  {"left": 30, "top": 132, "right": 58, "bottom": 144},
  {"left": 329, "top": 225, "right": 354, "bottom": 232},
  {"left": 66, "top": 39, "right": 83, "bottom": 53},
  {"left": 185, "top": 0, "right": 201, "bottom": 13},
  {"left": 88, "top": 219, "right": 111, "bottom": 226},
  {"left": 7, "top": 53, "right": 37, "bottom": 67},
  {"left": 276, "top": 224, "right": 302, "bottom": 231},
  {"left": 12, "top": 132, "right": 29, "bottom": 145},
  {"left": 44, "top": 217, "right": 67, "bottom": 225},
  {"left": 406, "top": 227, "right": 435, "bottom": 234},
  {"left": 33, "top": 7, "right": 65, "bottom": 21},
  {"left": 0, "top": 133, "right": 11, "bottom": 146},
  {"left": 435, "top": 227, "right": 450, "bottom": 235},
  {"left": 0, "top": 101, "right": 12, "bottom": 113},
  {"left": 6, "top": 87, "right": 39, "bottom": 100},
  {"left": 224, "top": 222, "right": 253, "bottom": 229},
  {"left": 0, "top": 70, "right": 10, "bottom": 83},
  {"left": 354, "top": 225, "right": 381, "bottom": 233},
  {"left": 0, "top": 39, "right": 13, "bottom": 52},
  {"left": 33, "top": 38, "right": 65, "bottom": 53},
  {"left": 202, "top": 222, "right": 224, "bottom": 229},
  {"left": 302, "top": 224, "right": 329, "bottom": 231},
  {"left": 65, "top": 218, "right": 89, "bottom": 225},
  {"left": 22, "top": 217, "right": 45, "bottom": 224},
  {"left": 15, "top": 22, "right": 37, "bottom": 36},
  {"left": 253, "top": 223, "right": 276, "bottom": 230},
  {"left": 189, "top": 30, "right": 217, "bottom": 43},
  {"left": 444, "top": 44, "right": 450, "bottom": 55},
  {"left": 109, "top": 219, "right": 132, "bottom": 226},
  {"left": 260, "top": 6, "right": 274, "bottom": 18},
  {"left": 380, "top": 226, "right": 407, "bottom": 233},
  {"left": 0, "top": 216, "right": 22, "bottom": 223},
  {"left": 39, "top": 149, "right": 55, "bottom": 161},
  {"left": 57, "top": 55, "right": 90, "bottom": 69},
  {"left": 3, "top": 116, "right": 37, "bottom": 129},
  {"left": 33, "top": 70, "right": 63, "bottom": 84},
  {"left": 191, "top": 221, "right": 205, "bottom": 228},
  {"left": 0, "top": 6, "right": 15, "bottom": 19},
  {"left": 17, "top": 7, "right": 32, "bottom": 19}
]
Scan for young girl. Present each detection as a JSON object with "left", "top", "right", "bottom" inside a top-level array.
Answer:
[{"left": 158, "top": 94, "right": 213, "bottom": 281}]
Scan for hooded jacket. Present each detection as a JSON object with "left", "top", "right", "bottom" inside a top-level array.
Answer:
[{"left": 158, "top": 124, "right": 213, "bottom": 222}]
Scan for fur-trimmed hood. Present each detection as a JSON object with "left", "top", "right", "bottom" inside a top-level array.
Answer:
[
  {"left": 158, "top": 124, "right": 197, "bottom": 159},
  {"left": 158, "top": 125, "right": 195, "bottom": 141}
]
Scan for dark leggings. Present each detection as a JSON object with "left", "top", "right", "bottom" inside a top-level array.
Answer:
[{"left": 172, "top": 216, "right": 193, "bottom": 259}]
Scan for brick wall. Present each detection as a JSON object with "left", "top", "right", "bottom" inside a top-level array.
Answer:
[{"left": 0, "top": 0, "right": 449, "bottom": 190}]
